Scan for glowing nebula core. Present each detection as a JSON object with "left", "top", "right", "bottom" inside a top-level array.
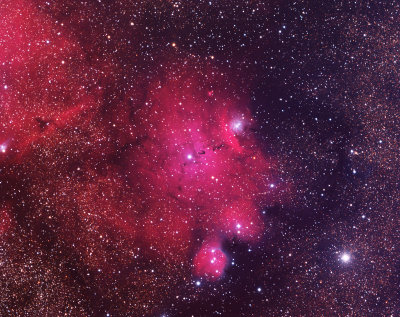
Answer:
[{"left": 122, "top": 68, "right": 276, "bottom": 278}]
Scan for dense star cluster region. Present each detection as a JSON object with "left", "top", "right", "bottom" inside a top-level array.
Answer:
[{"left": 1, "top": 0, "right": 400, "bottom": 316}]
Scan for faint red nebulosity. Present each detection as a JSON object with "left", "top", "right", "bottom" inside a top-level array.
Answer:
[
  {"left": 0, "top": 0, "right": 103, "bottom": 162},
  {"left": 0, "top": 208, "right": 11, "bottom": 236},
  {"left": 219, "top": 199, "right": 264, "bottom": 242}
]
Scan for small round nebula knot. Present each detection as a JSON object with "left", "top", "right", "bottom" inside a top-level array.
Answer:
[{"left": 193, "top": 241, "right": 228, "bottom": 281}]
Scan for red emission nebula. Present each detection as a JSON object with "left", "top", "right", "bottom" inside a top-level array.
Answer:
[
  {"left": 128, "top": 72, "right": 277, "bottom": 280},
  {"left": 0, "top": 0, "right": 283, "bottom": 313}
]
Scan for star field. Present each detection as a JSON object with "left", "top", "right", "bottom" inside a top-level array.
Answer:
[{"left": 0, "top": 0, "right": 399, "bottom": 316}]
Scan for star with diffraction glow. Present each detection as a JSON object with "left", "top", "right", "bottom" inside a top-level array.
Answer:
[{"left": 340, "top": 252, "right": 351, "bottom": 263}]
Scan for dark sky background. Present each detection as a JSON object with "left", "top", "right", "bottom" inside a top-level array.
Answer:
[{"left": 0, "top": 0, "right": 399, "bottom": 316}]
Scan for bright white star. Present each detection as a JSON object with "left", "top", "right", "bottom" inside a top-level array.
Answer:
[
  {"left": 341, "top": 253, "right": 350, "bottom": 263},
  {"left": 0, "top": 144, "right": 7, "bottom": 153},
  {"left": 230, "top": 119, "right": 244, "bottom": 133}
]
